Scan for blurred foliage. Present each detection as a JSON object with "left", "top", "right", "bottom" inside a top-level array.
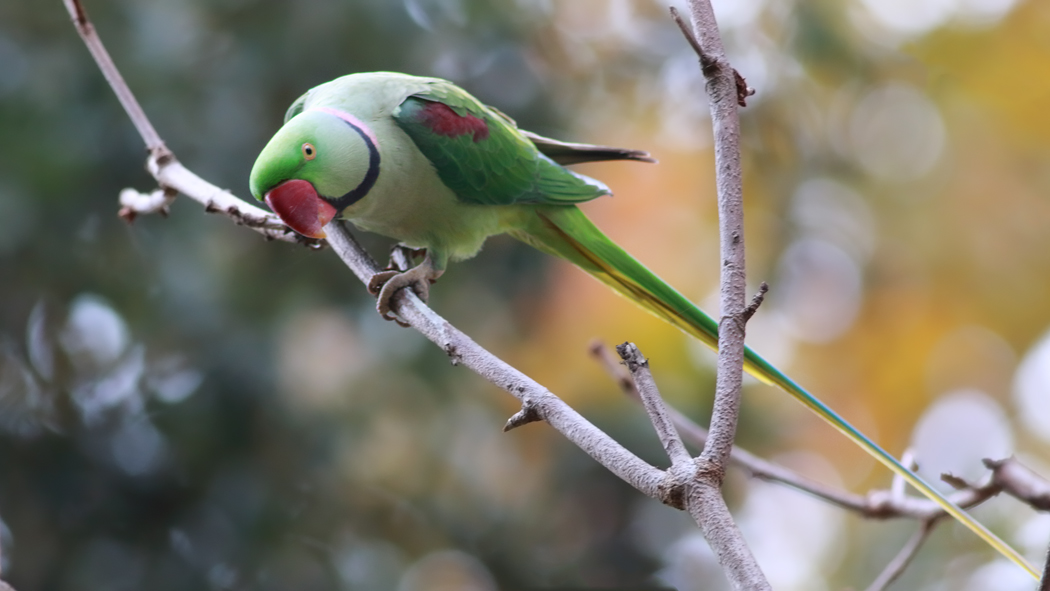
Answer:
[{"left": 2, "top": 0, "right": 1050, "bottom": 589}]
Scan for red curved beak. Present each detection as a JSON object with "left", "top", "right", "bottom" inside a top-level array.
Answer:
[{"left": 264, "top": 179, "right": 338, "bottom": 239}]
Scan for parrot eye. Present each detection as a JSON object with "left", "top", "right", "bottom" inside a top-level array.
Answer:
[{"left": 301, "top": 143, "right": 316, "bottom": 160}]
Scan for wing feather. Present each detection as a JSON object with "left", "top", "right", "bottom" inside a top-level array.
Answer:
[{"left": 393, "top": 82, "right": 611, "bottom": 207}]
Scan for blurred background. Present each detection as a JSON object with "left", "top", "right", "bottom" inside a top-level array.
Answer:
[{"left": 2, "top": 0, "right": 1050, "bottom": 589}]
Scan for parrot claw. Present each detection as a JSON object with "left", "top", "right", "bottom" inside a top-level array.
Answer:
[
  {"left": 368, "top": 270, "right": 401, "bottom": 295},
  {"left": 369, "top": 254, "right": 443, "bottom": 325}
]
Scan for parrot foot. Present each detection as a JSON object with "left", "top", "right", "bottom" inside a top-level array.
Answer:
[{"left": 368, "top": 255, "right": 443, "bottom": 325}]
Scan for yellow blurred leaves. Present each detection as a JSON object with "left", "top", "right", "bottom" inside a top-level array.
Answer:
[{"left": 917, "top": 1, "right": 1050, "bottom": 146}]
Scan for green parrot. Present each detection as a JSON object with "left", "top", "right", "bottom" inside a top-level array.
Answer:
[{"left": 249, "top": 72, "right": 1032, "bottom": 575}]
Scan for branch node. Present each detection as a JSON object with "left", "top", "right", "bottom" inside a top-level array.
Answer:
[
  {"left": 669, "top": 6, "right": 754, "bottom": 107},
  {"left": 659, "top": 461, "right": 696, "bottom": 510},
  {"left": 615, "top": 342, "right": 648, "bottom": 373},
  {"left": 151, "top": 145, "right": 175, "bottom": 166},
  {"left": 503, "top": 399, "right": 542, "bottom": 432},
  {"left": 695, "top": 455, "right": 727, "bottom": 488}
]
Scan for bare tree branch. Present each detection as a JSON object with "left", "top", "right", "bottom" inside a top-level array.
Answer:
[
  {"left": 679, "top": 0, "right": 748, "bottom": 476},
  {"left": 865, "top": 519, "right": 940, "bottom": 591},
  {"left": 670, "top": 3, "right": 775, "bottom": 588}
]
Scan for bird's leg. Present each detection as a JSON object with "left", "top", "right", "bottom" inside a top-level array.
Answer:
[{"left": 368, "top": 251, "right": 445, "bottom": 324}]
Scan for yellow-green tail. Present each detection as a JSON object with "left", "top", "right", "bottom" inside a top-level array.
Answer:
[{"left": 511, "top": 205, "right": 1036, "bottom": 578}]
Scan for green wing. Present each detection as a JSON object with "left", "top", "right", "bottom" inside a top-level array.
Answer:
[{"left": 393, "top": 82, "right": 609, "bottom": 206}]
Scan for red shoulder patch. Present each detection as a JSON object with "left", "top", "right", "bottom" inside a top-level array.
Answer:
[{"left": 417, "top": 101, "right": 490, "bottom": 142}]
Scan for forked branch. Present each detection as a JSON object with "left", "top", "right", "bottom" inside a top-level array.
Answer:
[{"left": 60, "top": 3, "right": 775, "bottom": 581}]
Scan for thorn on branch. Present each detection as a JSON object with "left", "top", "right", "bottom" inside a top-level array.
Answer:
[
  {"left": 503, "top": 400, "right": 542, "bottom": 432},
  {"left": 742, "top": 282, "right": 768, "bottom": 322},
  {"left": 734, "top": 69, "right": 756, "bottom": 107}
]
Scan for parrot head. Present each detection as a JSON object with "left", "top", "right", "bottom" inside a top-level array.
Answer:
[{"left": 250, "top": 108, "right": 380, "bottom": 238}]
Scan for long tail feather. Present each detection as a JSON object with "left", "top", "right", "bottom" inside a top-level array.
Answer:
[{"left": 511, "top": 205, "right": 1036, "bottom": 577}]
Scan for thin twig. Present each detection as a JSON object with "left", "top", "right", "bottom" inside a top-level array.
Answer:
[
  {"left": 616, "top": 342, "right": 691, "bottom": 466},
  {"left": 670, "top": 7, "right": 715, "bottom": 70},
  {"left": 62, "top": 0, "right": 322, "bottom": 246},
  {"left": 64, "top": 0, "right": 168, "bottom": 157},
  {"left": 890, "top": 451, "right": 917, "bottom": 502},
  {"left": 866, "top": 519, "right": 940, "bottom": 591}
]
